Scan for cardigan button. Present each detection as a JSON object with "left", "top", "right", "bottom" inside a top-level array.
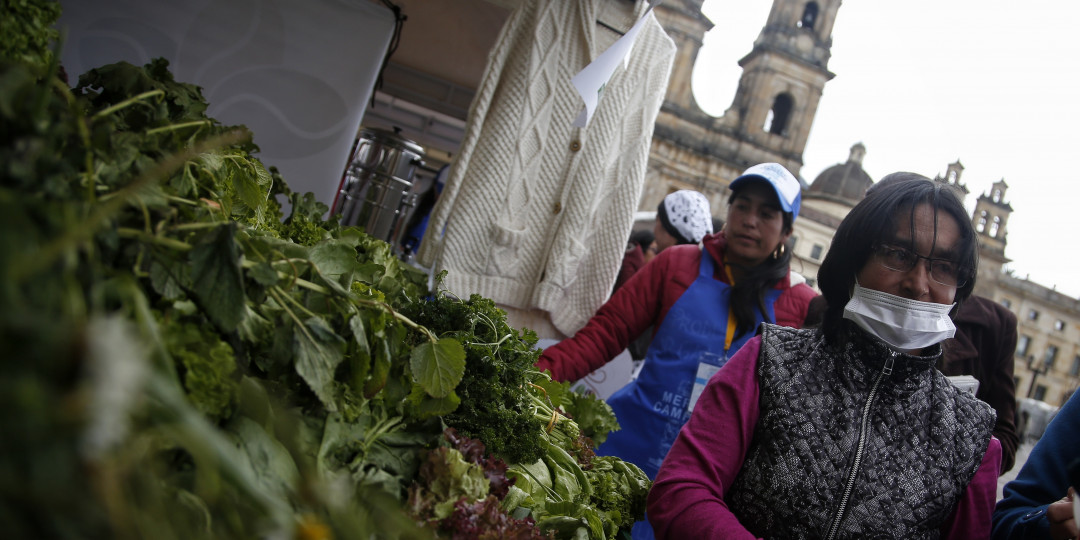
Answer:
[
  {"left": 553, "top": 202, "right": 562, "bottom": 214},
  {"left": 569, "top": 140, "right": 582, "bottom": 152}
]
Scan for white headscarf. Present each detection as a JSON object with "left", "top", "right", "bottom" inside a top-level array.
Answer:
[{"left": 661, "top": 190, "right": 713, "bottom": 244}]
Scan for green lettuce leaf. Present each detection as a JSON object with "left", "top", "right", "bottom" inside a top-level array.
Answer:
[
  {"left": 188, "top": 223, "right": 246, "bottom": 332},
  {"left": 293, "top": 316, "right": 346, "bottom": 411},
  {"left": 409, "top": 338, "right": 466, "bottom": 399}
]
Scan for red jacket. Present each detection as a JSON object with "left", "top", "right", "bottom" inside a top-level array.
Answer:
[{"left": 536, "top": 232, "right": 817, "bottom": 381}]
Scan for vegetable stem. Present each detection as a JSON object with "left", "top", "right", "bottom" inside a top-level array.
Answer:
[
  {"left": 354, "top": 297, "right": 438, "bottom": 343},
  {"left": 50, "top": 77, "right": 95, "bottom": 200},
  {"left": 11, "top": 130, "right": 248, "bottom": 282},
  {"left": 116, "top": 227, "right": 192, "bottom": 252},
  {"left": 92, "top": 89, "right": 165, "bottom": 120},
  {"left": 272, "top": 285, "right": 320, "bottom": 320},
  {"left": 146, "top": 120, "right": 211, "bottom": 135}
]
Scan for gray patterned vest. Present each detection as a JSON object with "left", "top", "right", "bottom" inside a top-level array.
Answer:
[{"left": 726, "top": 323, "right": 995, "bottom": 540}]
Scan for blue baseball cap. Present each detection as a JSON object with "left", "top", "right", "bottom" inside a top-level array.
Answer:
[{"left": 729, "top": 163, "right": 802, "bottom": 219}]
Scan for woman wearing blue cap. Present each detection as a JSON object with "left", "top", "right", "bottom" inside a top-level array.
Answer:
[{"left": 536, "top": 162, "right": 816, "bottom": 539}]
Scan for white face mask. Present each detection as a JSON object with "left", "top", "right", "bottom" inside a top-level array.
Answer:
[{"left": 842, "top": 282, "right": 956, "bottom": 353}]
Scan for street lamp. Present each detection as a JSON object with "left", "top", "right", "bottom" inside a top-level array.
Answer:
[{"left": 1026, "top": 354, "right": 1052, "bottom": 399}]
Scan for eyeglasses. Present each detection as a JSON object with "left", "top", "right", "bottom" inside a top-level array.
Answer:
[{"left": 872, "top": 243, "right": 970, "bottom": 287}]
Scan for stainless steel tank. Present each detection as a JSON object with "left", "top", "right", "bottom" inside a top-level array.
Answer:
[{"left": 332, "top": 127, "right": 424, "bottom": 245}]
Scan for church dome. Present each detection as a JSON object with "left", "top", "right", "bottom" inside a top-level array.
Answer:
[{"left": 807, "top": 143, "right": 873, "bottom": 205}]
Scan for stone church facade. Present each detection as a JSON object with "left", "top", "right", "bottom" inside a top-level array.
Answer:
[{"left": 643, "top": 0, "right": 841, "bottom": 218}]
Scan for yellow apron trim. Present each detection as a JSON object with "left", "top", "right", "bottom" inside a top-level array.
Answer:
[{"left": 723, "top": 263, "right": 737, "bottom": 352}]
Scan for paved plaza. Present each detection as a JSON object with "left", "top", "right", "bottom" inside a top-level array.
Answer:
[{"left": 997, "top": 440, "right": 1035, "bottom": 501}]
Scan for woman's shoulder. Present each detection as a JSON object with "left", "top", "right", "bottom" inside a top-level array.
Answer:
[
  {"left": 779, "top": 279, "right": 818, "bottom": 300},
  {"left": 660, "top": 243, "right": 704, "bottom": 261},
  {"left": 774, "top": 280, "right": 818, "bottom": 327},
  {"left": 930, "top": 369, "right": 997, "bottom": 439}
]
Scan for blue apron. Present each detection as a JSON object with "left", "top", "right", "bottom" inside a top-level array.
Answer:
[{"left": 598, "top": 250, "right": 781, "bottom": 539}]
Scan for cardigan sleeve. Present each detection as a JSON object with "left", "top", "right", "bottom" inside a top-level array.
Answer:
[{"left": 647, "top": 337, "right": 763, "bottom": 539}]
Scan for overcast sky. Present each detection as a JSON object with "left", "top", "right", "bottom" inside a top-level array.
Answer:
[{"left": 693, "top": 0, "right": 1080, "bottom": 298}]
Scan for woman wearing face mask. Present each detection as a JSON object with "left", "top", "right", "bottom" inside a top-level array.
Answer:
[
  {"left": 536, "top": 163, "right": 815, "bottom": 496},
  {"left": 647, "top": 174, "right": 1000, "bottom": 539}
]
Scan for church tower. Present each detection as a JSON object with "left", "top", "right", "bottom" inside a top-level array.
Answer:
[
  {"left": 645, "top": 0, "right": 843, "bottom": 214},
  {"left": 935, "top": 160, "right": 970, "bottom": 199},
  {"left": 971, "top": 179, "right": 1013, "bottom": 297},
  {"left": 717, "top": 0, "right": 841, "bottom": 170}
]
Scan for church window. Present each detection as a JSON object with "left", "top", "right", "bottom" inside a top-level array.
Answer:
[
  {"left": 989, "top": 216, "right": 1001, "bottom": 238},
  {"left": 797, "top": 2, "right": 819, "bottom": 30},
  {"left": 765, "top": 93, "right": 794, "bottom": 136},
  {"left": 976, "top": 210, "right": 988, "bottom": 233},
  {"left": 1028, "top": 309, "right": 1039, "bottom": 321},
  {"left": 1055, "top": 319, "right": 1066, "bottom": 331},
  {"left": 993, "top": 189, "right": 1002, "bottom": 203}
]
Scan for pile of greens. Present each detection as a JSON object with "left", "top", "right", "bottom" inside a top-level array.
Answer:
[{"left": 1, "top": 4, "right": 650, "bottom": 539}]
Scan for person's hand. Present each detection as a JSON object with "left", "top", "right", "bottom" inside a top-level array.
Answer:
[{"left": 1048, "top": 487, "right": 1078, "bottom": 540}]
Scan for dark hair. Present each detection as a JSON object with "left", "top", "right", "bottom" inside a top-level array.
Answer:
[
  {"left": 817, "top": 172, "right": 978, "bottom": 342},
  {"left": 629, "top": 229, "right": 654, "bottom": 251},
  {"left": 725, "top": 181, "right": 796, "bottom": 336},
  {"left": 656, "top": 200, "right": 692, "bottom": 245},
  {"left": 712, "top": 217, "right": 725, "bottom": 233}
]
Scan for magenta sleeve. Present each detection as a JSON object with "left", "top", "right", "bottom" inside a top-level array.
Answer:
[
  {"left": 647, "top": 336, "right": 763, "bottom": 540},
  {"left": 941, "top": 436, "right": 1002, "bottom": 539}
]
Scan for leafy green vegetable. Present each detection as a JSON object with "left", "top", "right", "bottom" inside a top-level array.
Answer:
[
  {"left": 529, "top": 376, "right": 620, "bottom": 447},
  {"left": 1, "top": 26, "right": 649, "bottom": 538},
  {"left": 583, "top": 457, "right": 651, "bottom": 534},
  {"left": 162, "top": 315, "right": 240, "bottom": 421},
  {"left": 403, "top": 293, "right": 546, "bottom": 464},
  {"left": 0, "top": 0, "right": 60, "bottom": 70},
  {"left": 410, "top": 339, "right": 467, "bottom": 399},
  {"left": 410, "top": 446, "right": 491, "bottom": 520},
  {"left": 501, "top": 378, "right": 649, "bottom": 539},
  {"left": 188, "top": 222, "right": 246, "bottom": 331}
]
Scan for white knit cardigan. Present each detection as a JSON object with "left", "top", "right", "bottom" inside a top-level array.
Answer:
[{"left": 416, "top": 0, "right": 675, "bottom": 336}]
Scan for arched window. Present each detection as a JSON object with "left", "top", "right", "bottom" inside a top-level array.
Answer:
[
  {"left": 976, "top": 210, "right": 988, "bottom": 233},
  {"left": 990, "top": 216, "right": 1001, "bottom": 237},
  {"left": 798, "top": 2, "right": 819, "bottom": 30},
  {"left": 992, "top": 189, "right": 1002, "bottom": 203},
  {"left": 764, "top": 93, "right": 794, "bottom": 136}
]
